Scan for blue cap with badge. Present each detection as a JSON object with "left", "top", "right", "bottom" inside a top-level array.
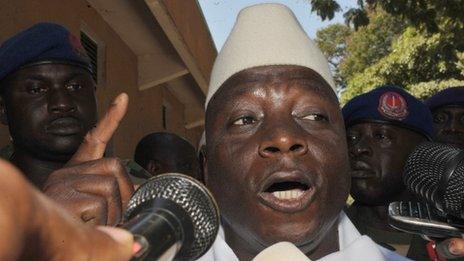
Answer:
[
  {"left": 342, "top": 85, "right": 434, "bottom": 140},
  {"left": 0, "top": 22, "right": 92, "bottom": 81}
]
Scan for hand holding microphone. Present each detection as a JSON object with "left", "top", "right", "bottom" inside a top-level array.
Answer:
[
  {"left": 0, "top": 159, "right": 134, "bottom": 261},
  {"left": 389, "top": 142, "right": 464, "bottom": 258},
  {"left": 122, "top": 173, "right": 220, "bottom": 260}
]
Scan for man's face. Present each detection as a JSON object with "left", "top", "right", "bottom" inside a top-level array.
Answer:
[
  {"left": 432, "top": 105, "right": 464, "bottom": 148},
  {"left": 347, "top": 122, "right": 426, "bottom": 205},
  {"left": 205, "top": 65, "right": 350, "bottom": 252},
  {"left": 0, "top": 63, "right": 97, "bottom": 161}
]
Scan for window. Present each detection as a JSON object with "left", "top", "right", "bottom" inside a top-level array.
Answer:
[
  {"left": 80, "top": 32, "right": 98, "bottom": 83},
  {"left": 162, "top": 105, "right": 167, "bottom": 130}
]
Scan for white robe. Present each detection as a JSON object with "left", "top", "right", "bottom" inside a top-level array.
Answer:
[{"left": 197, "top": 212, "right": 410, "bottom": 261}]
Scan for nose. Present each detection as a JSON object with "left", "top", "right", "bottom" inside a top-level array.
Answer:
[
  {"left": 349, "top": 137, "right": 372, "bottom": 158},
  {"left": 259, "top": 125, "right": 308, "bottom": 158},
  {"left": 443, "top": 117, "right": 459, "bottom": 133},
  {"left": 47, "top": 88, "right": 77, "bottom": 114}
]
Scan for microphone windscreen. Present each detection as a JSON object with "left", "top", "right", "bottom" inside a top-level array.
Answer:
[
  {"left": 252, "top": 242, "right": 311, "bottom": 261},
  {"left": 124, "top": 173, "right": 220, "bottom": 259},
  {"left": 404, "top": 142, "right": 464, "bottom": 218}
]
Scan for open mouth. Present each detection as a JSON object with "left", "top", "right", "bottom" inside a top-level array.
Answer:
[
  {"left": 258, "top": 172, "right": 315, "bottom": 213},
  {"left": 265, "top": 181, "right": 309, "bottom": 200}
]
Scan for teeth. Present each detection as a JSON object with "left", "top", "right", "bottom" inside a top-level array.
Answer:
[{"left": 272, "top": 189, "right": 304, "bottom": 200}]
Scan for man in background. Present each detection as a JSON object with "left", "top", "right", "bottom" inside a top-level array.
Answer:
[
  {"left": 425, "top": 86, "right": 464, "bottom": 148},
  {"left": 133, "top": 132, "right": 200, "bottom": 180},
  {"left": 0, "top": 23, "right": 133, "bottom": 225},
  {"left": 343, "top": 86, "right": 434, "bottom": 259}
]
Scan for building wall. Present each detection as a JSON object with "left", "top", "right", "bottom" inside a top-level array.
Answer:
[{"left": 0, "top": 0, "right": 196, "bottom": 159}]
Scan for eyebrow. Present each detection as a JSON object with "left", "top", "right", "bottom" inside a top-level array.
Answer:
[{"left": 65, "top": 72, "right": 90, "bottom": 81}]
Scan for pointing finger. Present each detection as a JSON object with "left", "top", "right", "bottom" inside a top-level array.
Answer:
[{"left": 68, "top": 93, "right": 128, "bottom": 165}]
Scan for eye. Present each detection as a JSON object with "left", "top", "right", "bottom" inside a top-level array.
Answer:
[
  {"left": 373, "top": 132, "right": 389, "bottom": 142},
  {"left": 232, "top": 116, "right": 256, "bottom": 126},
  {"left": 433, "top": 112, "right": 447, "bottom": 124},
  {"left": 27, "top": 85, "right": 47, "bottom": 95},
  {"left": 346, "top": 134, "right": 359, "bottom": 145},
  {"left": 66, "top": 83, "right": 83, "bottom": 91},
  {"left": 301, "top": 113, "right": 328, "bottom": 121}
]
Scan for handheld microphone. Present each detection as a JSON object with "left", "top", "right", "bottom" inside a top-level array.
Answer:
[
  {"left": 403, "top": 142, "right": 464, "bottom": 219},
  {"left": 122, "top": 173, "right": 220, "bottom": 260}
]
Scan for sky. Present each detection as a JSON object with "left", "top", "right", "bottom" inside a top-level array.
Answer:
[{"left": 198, "top": 0, "right": 358, "bottom": 51}]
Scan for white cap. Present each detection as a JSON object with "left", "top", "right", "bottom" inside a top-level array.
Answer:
[{"left": 205, "top": 3, "right": 335, "bottom": 108}]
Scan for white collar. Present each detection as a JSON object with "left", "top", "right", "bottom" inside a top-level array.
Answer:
[{"left": 197, "top": 212, "right": 409, "bottom": 261}]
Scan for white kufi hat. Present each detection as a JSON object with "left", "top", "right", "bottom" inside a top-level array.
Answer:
[{"left": 205, "top": 3, "right": 336, "bottom": 108}]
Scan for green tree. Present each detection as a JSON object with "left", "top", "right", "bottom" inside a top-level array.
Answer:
[
  {"left": 310, "top": 0, "right": 341, "bottom": 21},
  {"left": 315, "top": 24, "right": 351, "bottom": 89},
  {"left": 312, "top": 1, "right": 464, "bottom": 103},
  {"left": 341, "top": 25, "right": 464, "bottom": 103},
  {"left": 339, "top": 10, "right": 405, "bottom": 82},
  {"left": 310, "top": 0, "right": 464, "bottom": 34}
]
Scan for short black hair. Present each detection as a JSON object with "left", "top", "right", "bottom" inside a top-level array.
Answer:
[{"left": 134, "top": 132, "right": 196, "bottom": 169}]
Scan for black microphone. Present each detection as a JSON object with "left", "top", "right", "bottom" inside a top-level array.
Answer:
[
  {"left": 122, "top": 173, "right": 220, "bottom": 260},
  {"left": 403, "top": 142, "right": 464, "bottom": 219}
]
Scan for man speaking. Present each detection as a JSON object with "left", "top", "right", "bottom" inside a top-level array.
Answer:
[{"left": 198, "top": 3, "right": 406, "bottom": 260}]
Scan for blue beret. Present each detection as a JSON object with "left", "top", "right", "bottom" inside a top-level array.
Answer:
[
  {"left": 342, "top": 85, "right": 434, "bottom": 140},
  {"left": 0, "top": 22, "right": 92, "bottom": 81},
  {"left": 425, "top": 86, "right": 464, "bottom": 111}
]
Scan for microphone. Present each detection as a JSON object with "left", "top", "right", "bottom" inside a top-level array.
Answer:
[
  {"left": 403, "top": 142, "right": 464, "bottom": 219},
  {"left": 122, "top": 173, "right": 220, "bottom": 260}
]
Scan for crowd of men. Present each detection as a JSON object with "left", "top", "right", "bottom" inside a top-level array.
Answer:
[{"left": 0, "top": 3, "right": 463, "bottom": 261}]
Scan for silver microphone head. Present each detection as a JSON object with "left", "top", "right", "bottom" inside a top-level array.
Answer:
[
  {"left": 125, "top": 173, "right": 220, "bottom": 259},
  {"left": 404, "top": 142, "right": 464, "bottom": 218}
]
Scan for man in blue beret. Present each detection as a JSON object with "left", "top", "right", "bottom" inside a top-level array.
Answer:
[
  {"left": 425, "top": 87, "right": 464, "bottom": 149},
  {"left": 342, "top": 85, "right": 434, "bottom": 259},
  {"left": 0, "top": 23, "right": 133, "bottom": 226}
]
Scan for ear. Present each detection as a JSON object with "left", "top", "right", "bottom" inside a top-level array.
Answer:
[
  {"left": 146, "top": 160, "right": 159, "bottom": 175},
  {"left": 0, "top": 96, "right": 7, "bottom": 126}
]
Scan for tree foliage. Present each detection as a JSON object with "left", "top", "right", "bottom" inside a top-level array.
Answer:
[
  {"left": 339, "top": 10, "right": 405, "bottom": 82},
  {"left": 310, "top": 0, "right": 341, "bottom": 21},
  {"left": 310, "top": 0, "right": 464, "bottom": 34},
  {"left": 315, "top": 24, "right": 351, "bottom": 89},
  {"left": 312, "top": 0, "right": 464, "bottom": 104},
  {"left": 340, "top": 25, "right": 464, "bottom": 104}
]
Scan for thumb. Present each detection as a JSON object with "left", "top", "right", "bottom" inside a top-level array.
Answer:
[
  {"left": 96, "top": 226, "right": 134, "bottom": 260},
  {"left": 436, "top": 238, "right": 464, "bottom": 259},
  {"left": 97, "top": 226, "right": 133, "bottom": 245}
]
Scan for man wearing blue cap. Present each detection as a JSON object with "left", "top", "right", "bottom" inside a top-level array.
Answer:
[
  {"left": 343, "top": 85, "right": 434, "bottom": 258},
  {"left": 425, "top": 87, "right": 464, "bottom": 149},
  {"left": 0, "top": 23, "right": 133, "bottom": 226}
]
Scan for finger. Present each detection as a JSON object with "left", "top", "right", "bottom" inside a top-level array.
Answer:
[
  {"left": 72, "top": 175, "right": 123, "bottom": 225},
  {"left": 436, "top": 238, "right": 464, "bottom": 259},
  {"left": 50, "top": 158, "right": 133, "bottom": 213},
  {"left": 55, "top": 191, "right": 108, "bottom": 225},
  {"left": 68, "top": 93, "right": 129, "bottom": 165},
  {"left": 80, "top": 195, "right": 108, "bottom": 226},
  {"left": 93, "top": 227, "right": 134, "bottom": 260}
]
